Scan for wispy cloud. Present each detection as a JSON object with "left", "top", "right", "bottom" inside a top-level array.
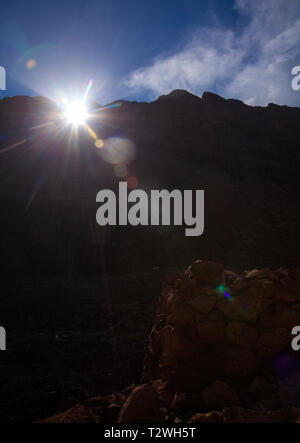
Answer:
[
  {"left": 125, "top": 29, "right": 245, "bottom": 98},
  {"left": 124, "top": 0, "right": 300, "bottom": 106}
]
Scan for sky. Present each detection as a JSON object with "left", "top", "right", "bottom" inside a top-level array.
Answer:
[{"left": 0, "top": 0, "right": 300, "bottom": 106}]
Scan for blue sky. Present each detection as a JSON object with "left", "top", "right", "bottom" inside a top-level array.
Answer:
[{"left": 0, "top": 0, "right": 300, "bottom": 106}]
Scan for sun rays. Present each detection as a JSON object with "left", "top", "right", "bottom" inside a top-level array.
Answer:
[
  {"left": 64, "top": 100, "right": 88, "bottom": 126},
  {"left": 0, "top": 80, "right": 136, "bottom": 212}
]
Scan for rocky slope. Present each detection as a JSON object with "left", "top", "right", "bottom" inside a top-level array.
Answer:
[
  {"left": 1, "top": 91, "right": 300, "bottom": 422},
  {"left": 1, "top": 91, "right": 300, "bottom": 280},
  {"left": 40, "top": 260, "right": 300, "bottom": 423}
]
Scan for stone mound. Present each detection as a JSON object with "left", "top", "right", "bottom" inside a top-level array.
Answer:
[{"left": 40, "top": 260, "right": 300, "bottom": 423}]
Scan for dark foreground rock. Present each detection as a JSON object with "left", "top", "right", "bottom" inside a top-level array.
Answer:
[
  {"left": 40, "top": 260, "right": 300, "bottom": 423},
  {"left": 189, "top": 407, "right": 300, "bottom": 423}
]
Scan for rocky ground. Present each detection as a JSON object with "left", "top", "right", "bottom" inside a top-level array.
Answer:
[
  {"left": 40, "top": 260, "right": 300, "bottom": 423},
  {"left": 0, "top": 272, "right": 161, "bottom": 423}
]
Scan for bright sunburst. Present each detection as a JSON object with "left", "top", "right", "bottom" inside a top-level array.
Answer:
[{"left": 64, "top": 100, "right": 88, "bottom": 126}]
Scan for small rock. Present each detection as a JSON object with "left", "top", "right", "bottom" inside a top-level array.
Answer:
[{"left": 189, "top": 411, "right": 222, "bottom": 423}]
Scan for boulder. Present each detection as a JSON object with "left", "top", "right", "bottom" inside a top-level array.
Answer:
[
  {"left": 226, "top": 321, "right": 258, "bottom": 347},
  {"left": 189, "top": 411, "right": 223, "bottom": 423},
  {"left": 224, "top": 270, "right": 239, "bottom": 285},
  {"left": 170, "top": 392, "right": 200, "bottom": 414},
  {"left": 259, "top": 304, "right": 300, "bottom": 330},
  {"left": 200, "top": 381, "right": 239, "bottom": 410},
  {"left": 186, "top": 260, "right": 224, "bottom": 287},
  {"left": 118, "top": 384, "right": 164, "bottom": 423},
  {"left": 38, "top": 404, "right": 98, "bottom": 423},
  {"left": 217, "top": 342, "right": 258, "bottom": 378},
  {"left": 144, "top": 260, "right": 300, "bottom": 395},
  {"left": 196, "top": 310, "right": 224, "bottom": 343},
  {"left": 258, "top": 328, "right": 290, "bottom": 355},
  {"left": 249, "top": 376, "right": 276, "bottom": 397},
  {"left": 187, "top": 294, "right": 217, "bottom": 314},
  {"left": 42, "top": 260, "right": 300, "bottom": 424},
  {"left": 189, "top": 407, "right": 300, "bottom": 423},
  {"left": 217, "top": 293, "right": 271, "bottom": 323},
  {"left": 167, "top": 303, "right": 195, "bottom": 326},
  {"left": 245, "top": 269, "right": 278, "bottom": 281},
  {"left": 160, "top": 325, "right": 195, "bottom": 367}
]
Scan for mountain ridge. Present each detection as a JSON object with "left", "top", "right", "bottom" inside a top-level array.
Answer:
[
  {"left": 0, "top": 89, "right": 300, "bottom": 279},
  {"left": 2, "top": 89, "right": 300, "bottom": 111}
]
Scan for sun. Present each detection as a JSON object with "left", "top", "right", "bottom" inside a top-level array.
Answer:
[{"left": 64, "top": 101, "right": 88, "bottom": 126}]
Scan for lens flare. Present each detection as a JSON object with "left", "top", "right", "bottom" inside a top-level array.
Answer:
[
  {"left": 26, "top": 59, "right": 36, "bottom": 69},
  {"left": 114, "top": 163, "right": 127, "bottom": 178},
  {"left": 64, "top": 101, "right": 88, "bottom": 126},
  {"left": 102, "top": 137, "right": 135, "bottom": 165},
  {"left": 95, "top": 138, "right": 104, "bottom": 148},
  {"left": 217, "top": 285, "right": 232, "bottom": 300},
  {"left": 127, "top": 176, "right": 139, "bottom": 190}
]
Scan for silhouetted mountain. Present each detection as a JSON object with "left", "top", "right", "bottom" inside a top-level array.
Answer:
[
  {"left": 1, "top": 91, "right": 300, "bottom": 424},
  {"left": 0, "top": 91, "right": 300, "bottom": 280}
]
